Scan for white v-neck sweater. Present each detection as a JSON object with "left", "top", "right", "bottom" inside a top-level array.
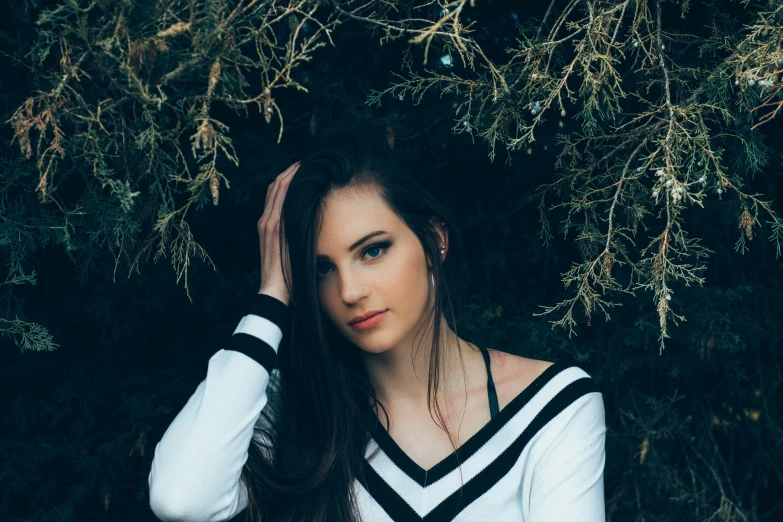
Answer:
[{"left": 148, "top": 294, "right": 607, "bottom": 522}]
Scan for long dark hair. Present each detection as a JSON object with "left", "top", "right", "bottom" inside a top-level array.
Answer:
[{"left": 240, "top": 120, "right": 471, "bottom": 521}]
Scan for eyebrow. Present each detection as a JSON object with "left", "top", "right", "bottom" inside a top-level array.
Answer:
[{"left": 316, "top": 230, "right": 388, "bottom": 262}]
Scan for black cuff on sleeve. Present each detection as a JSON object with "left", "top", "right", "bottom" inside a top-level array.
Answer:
[
  {"left": 226, "top": 333, "right": 279, "bottom": 374},
  {"left": 240, "top": 292, "right": 292, "bottom": 333},
  {"left": 222, "top": 293, "right": 293, "bottom": 373}
]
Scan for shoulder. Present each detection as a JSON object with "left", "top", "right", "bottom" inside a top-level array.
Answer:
[
  {"left": 490, "top": 350, "right": 604, "bottom": 429},
  {"left": 494, "top": 351, "right": 555, "bottom": 383},
  {"left": 525, "top": 364, "right": 606, "bottom": 487},
  {"left": 488, "top": 350, "right": 554, "bottom": 408},
  {"left": 490, "top": 349, "right": 598, "bottom": 390}
]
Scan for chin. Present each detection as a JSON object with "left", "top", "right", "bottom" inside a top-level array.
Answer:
[
  {"left": 355, "top": 345, "right": 392, "bottom": 355},
  {"left": 348, "top": 331, "right": 398, "bottom": 354}
]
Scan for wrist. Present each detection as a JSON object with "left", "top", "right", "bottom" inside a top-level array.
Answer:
[{"left": 258, "top": 286, "right": 290, "bottom": 306}]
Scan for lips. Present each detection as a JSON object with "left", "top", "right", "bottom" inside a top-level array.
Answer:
[
  {"left": 349, "top": 310, "right": 387, "bottom": 330},
  {"left": 348, "top": 310, "right": 386, "bottom": 326}
]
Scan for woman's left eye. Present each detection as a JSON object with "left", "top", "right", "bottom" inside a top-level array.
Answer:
[
  {"left": 363, "top": 241, "right": 391, "bottom": 260},
  {"left": 315, "top": 241, "right": 392, "bottom": 279}
]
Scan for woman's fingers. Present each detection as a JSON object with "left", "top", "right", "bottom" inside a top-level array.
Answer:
[
  {"left": 271, "top": 162, "right": 300, "bottom": 219},
  {"left": 260, "top": 161, "right": 300, "bottom": 229},
  {"left": 257, "top": 161, "right": 300, "bottom": 298}
]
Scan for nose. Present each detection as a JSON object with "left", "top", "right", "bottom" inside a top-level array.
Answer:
[{"left": 339, "top": 273, "right": 369, "bottom": 304}]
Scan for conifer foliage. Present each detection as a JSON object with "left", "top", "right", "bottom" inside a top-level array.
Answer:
[{"left": 1, "top": 1, "right": 781, "bottom": 521}]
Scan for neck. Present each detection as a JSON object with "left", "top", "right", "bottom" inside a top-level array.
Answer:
[{"left": 361, "top": 314, "right": 484, "bottom": 412}]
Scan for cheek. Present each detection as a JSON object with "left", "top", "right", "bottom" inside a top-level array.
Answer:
[
  {"left": 391, "top": 248, "right": 430, "bottom": 304},
  {"left": 317, "top": 247, "right": 429, "bottom": 313},
  {"left": 318, "top": 290, "right": 337, "bottom": 322}
]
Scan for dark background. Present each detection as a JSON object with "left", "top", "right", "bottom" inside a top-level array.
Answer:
[{"left": 1, "top": 1, "right": 782, "bottom": 521}]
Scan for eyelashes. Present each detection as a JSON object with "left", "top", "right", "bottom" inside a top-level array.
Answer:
[
  {"left": 362, "top": 241, "right": 392, "bottom": 261},
  {"left": 316, "top": 241, "right": 392, "bottom": 279}
]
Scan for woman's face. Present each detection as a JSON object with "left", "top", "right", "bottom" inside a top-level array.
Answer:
[{"left": 315, "top": 186, "right": 442, "bottom": 354}]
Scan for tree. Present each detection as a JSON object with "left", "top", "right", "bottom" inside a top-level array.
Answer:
[{"left": 1, "top": 1, "right": 781, "bottom": 521}]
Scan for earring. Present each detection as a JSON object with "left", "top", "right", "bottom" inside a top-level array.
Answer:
[{"left": 437, "top": 220, "right": 446, "bottom": 255}]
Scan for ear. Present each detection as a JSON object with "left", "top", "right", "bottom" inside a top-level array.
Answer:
[{"left": 426, "top": 217, "right": 449, "bottom": 269}]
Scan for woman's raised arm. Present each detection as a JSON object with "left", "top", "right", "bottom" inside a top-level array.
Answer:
[{"left": 148, "top": 291, "right": 290, "bottom": 522}]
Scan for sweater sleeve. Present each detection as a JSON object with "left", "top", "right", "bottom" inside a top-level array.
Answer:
[
  {"left": 527, "top": 390, "right": 607, "bottom": 522},
  {"left": 148, "top": 293, "right": 291, "bottom": 522}
]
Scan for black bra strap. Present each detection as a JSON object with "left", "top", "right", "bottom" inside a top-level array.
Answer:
[{"left": 479, "top": 345, "right": 499, "bottom": 418}]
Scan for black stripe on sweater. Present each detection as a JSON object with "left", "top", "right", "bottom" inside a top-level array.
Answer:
[
  {"left": 362, "top": 377, "right": 599, "bottom": 522},
  {"left": 224, "top": 293, "right": 291, "bottom": 374},
  {"left": 425, "top": 378, "right": 600, "bottom": 521},
  {"left": 242, "top": 292, "right": 292, "bottom": 332},
  {"left": 362, "top": 463, "right": 423, "bottom": 520},
  {"left": 225, "top": 332, "right": 279, "bottom": 375},
  {"left": 371, "top": 362, "right": 569, "bottom": 486}
]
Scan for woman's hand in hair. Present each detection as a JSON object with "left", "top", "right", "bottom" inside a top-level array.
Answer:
[{"left": 257, "top": 161, "right": 300, "bottom": 305}]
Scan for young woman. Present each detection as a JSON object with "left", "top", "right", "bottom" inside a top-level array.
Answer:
[{"left": 148, "top": 122, "right": 606, "bottom": 522}]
